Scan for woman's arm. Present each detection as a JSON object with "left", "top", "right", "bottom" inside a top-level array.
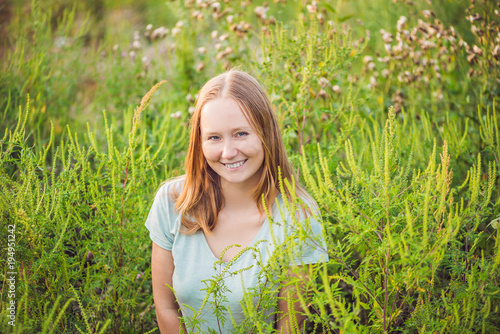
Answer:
[
  {"left": 151, "top": 242, "right": 186, "bottom": 334},
  {"left": 276, "top": 268, "right": 310, "bottom": 334}
]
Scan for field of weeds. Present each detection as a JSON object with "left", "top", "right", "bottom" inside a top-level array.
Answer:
[{"left": 1, "top": 0, "right": 500, "bottom": 333}]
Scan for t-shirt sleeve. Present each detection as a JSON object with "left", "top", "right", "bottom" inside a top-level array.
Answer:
[{"left": 144, "top": 182, "right": 178, "bottom": 251}]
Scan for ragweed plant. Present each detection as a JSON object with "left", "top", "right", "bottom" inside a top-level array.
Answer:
[{"left": 300, "top": 107, "right": 499, "bottom": 333}]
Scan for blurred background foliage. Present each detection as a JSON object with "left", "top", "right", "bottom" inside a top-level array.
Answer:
[{"left": 1, "top": 0, "right": 499, "bottom": 333}]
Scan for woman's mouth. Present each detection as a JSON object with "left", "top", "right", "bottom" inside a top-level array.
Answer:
[{"left": 221, "top": 159, "right": 247, "bottom": 169}]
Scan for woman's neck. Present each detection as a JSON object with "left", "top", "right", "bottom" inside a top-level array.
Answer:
[{"left": 220, "top": 180, "right": 257, "bottom": 211}]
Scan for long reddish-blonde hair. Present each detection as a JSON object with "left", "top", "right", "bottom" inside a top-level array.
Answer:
[{"left": 174, "top": 70, "right": 306, "bottom": 234}]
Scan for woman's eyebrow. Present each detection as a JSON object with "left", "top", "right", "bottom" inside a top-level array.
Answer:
[{"left": 202, "top": 126, "right": 253, "bottom": 135}]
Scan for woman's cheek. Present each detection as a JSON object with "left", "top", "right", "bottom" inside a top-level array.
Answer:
[{"left": 202, "top": 143, "right": 219, "bottom": 161}]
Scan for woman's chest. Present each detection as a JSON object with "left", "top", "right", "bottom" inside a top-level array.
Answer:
[{"left": 205, "top": 211, "right": 266, "bottom": 262}]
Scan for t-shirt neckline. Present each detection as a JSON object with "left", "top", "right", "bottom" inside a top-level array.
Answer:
[{"left": 201, "top": 194, "right": 281, "bottom": 264}]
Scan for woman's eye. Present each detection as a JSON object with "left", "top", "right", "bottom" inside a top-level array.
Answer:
[
  {"left": 208, "top": 135, "right": 220, "bottom": 141},
  {"left": 236, "top": 132, "right": 248, "bottom": 137}
]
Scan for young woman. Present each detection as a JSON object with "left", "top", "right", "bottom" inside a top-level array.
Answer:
[{"left": 145, "top": 70, "right": 328, "bottom": 333}]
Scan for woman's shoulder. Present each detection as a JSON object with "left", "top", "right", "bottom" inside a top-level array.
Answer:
[
  {"left": 156, "top": 175, "right": 186, "bottom": 197},
  {"left": 278, "top": 188, "right": 319, "bottom": 216}
]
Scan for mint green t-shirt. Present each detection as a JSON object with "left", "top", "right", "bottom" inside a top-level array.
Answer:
[{"left": 145, "top": 177, "right": 328, "bottom": 333}]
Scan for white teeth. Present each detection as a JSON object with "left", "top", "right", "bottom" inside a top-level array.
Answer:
[{"left": 224, "top": 160, "right": 246, "bottom": 169}]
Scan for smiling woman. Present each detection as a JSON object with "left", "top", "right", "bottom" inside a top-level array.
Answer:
[
  {"left": 145, "top": 70, "right": 328, "bottom": 333},
  {"left": 201, "top": 98, "right": 265, "bottom": 190}
]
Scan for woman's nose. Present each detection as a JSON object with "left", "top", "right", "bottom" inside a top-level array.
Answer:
[{"left": 221, "top": 139, "right": 237, "bottom": 160}]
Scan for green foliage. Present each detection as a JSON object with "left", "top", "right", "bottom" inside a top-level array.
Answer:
[{"left": 1, "top": 0, "right": 499, "bottom": 333}]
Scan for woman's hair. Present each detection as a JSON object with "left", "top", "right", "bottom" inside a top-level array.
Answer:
[{"left": 174, "top": 69, "right": 307, "bottom": 234}]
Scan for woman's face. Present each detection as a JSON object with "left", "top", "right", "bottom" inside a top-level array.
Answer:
[{"left": 200, "top": 98, "right": 265, "bottom": 189}]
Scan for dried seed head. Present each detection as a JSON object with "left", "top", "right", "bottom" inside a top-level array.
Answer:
[
  {"left": 196, "top": 61, "right": 205, "bottom": 72},
  {"left": 319, "top": 77, "right": 330, "bottom": 86},
  {"left": 219, "top": 33, "right": 229, "bottom": 41},
  {"left": 198, "top": 46, "right": 207, "bottom": 54},
  {"left": 307, "top": 1, "right": 318, "bottom": 13},
  {"left": 211, "top": 30, "right": 219, "bottom": 39},
  {"left": 132, "top": 40, "right": 141, "bottom": 49},
  {"left": 422, "top": 10, "right": 435, "bottom": 19},
  {"left": 467, "top": 13, "right": 483, "bottom": 22},
  {"left": 255, "top": 6, "right": 269, "bottom": 19},
  {"left": 171, "top": 111, "right": 182, "bottom": 119},
  {"left": 189, "top": 106, "right": 196, "bottom": 114},
  {"left": 211, "top": 2, "right": 221, "bottom": 12},
  {"left": 472, "top": 45, "right": 483, "bottom": 55},
  {"left": 378, "top": 56, "right": 390, "bottom": 63},
  {"left": 493, "top": 45, "right": 500, "bottom": 60},
  {"left": 86, "top": 251, "right": 94, "bottom": 262},
  {"left": 152, "top": 27, "right": 168, "bottom": 40},
  {"left": 332, "top": 85, "right": 342, "bottom": 94},
  {"left": 397, "top": 16, "right": 407, "bottom": 30},
  {"left": 172, "top": 27, "right": 181, "bottom": 36},
  {"left": 380, "top": 29, "right": 393, "bottom": 43}
]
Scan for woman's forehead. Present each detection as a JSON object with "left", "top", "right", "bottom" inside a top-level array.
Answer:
[{"left": 200, "top": 98, "right": 255, "bottom": 132}]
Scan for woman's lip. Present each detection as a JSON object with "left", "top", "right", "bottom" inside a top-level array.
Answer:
[{"left": 220, "top": 159, "right": 248, "bottom": 169}]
